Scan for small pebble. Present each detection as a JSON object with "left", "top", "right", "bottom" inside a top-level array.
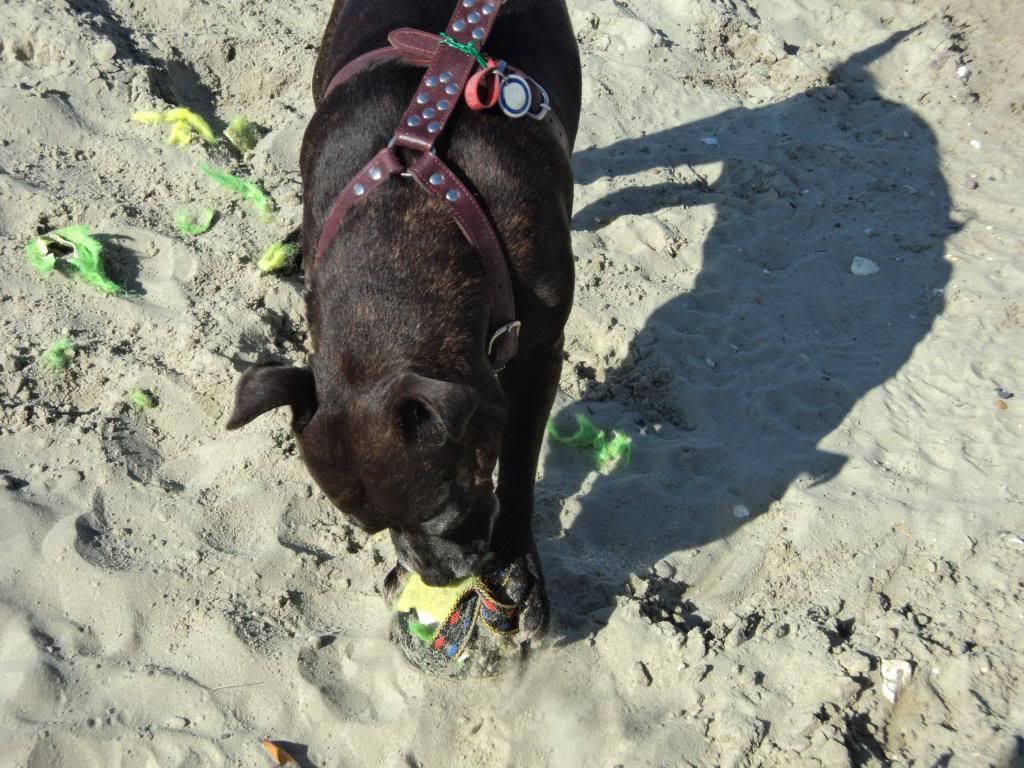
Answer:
[
  {"left": 92, "top": 40, "right": 118, "bottom": 62},
  {"left": 653, "top": 560, "right": 676, "bottom": 580},
  {"left": 956, "top": 64, "right": 970, "bottom": 80},
  {"left": 995, "top": 400, "right": 1008, "bottom": 410},
  {"left": 839, "top": 652, "right": 872, "bottom": 677},
  {"left": 725, "top": 626, "right": 747, "bottom": 648},
  {"left": 732, "top": 504, "right": 751, "bottom": 519},
  {"left": 975, "top": 619, "right": 998, "bottom": 639},
  {"left": 627, "top": 573, "right": 649, "bottom": 599},
  {"left": 851, "top": 256, "right": 880, "bottom": 276},
  {"left": 880, "top": 659, "right": 913, "bottom": 703},
  {"left": 964, "top": 176, "right": 979, "bottom": 190},
  {"left": 702, "top": 137, "right": 719, "bottom": 146},
  {"left": 683, "top": 628, "right": 707, "bottom": 664},
  {"left": 631, "top": 660, "right": 653, "bottom": 687},
  {"left": 969, "top": 139, "right": 982, "bottom": 150}
]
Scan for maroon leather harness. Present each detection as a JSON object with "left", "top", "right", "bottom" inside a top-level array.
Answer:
[{"left": 312, "top": 0, "right": 566, "bottom": 370}]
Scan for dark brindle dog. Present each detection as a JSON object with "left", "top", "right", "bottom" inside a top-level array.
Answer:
[{"left": 226, "top": 0, "right": 581, "bottom": 639}]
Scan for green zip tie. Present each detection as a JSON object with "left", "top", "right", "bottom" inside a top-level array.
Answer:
[
  {"left": 547, "top": 413, "right": 633, "bottom": 471},
  {"left": 439, "top": 33, "right": 489, "bottom": 69}
]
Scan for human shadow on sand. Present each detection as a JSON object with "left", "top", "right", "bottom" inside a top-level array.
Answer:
[{"left": 541, "top": 31, "right": 954, "bottom": 644}]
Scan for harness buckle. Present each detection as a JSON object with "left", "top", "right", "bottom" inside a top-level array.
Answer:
[{"left": 487, "top": 320, "right": 522, "bottom": 361}]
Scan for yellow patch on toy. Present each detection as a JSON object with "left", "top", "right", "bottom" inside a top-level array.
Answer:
[{"left": 392, "top": 572, "right": 474, "bottom": 625}]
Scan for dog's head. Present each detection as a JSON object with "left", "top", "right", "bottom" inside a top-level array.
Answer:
[{"left": 226, "top": 361, "right": 505, "bottom": 585}]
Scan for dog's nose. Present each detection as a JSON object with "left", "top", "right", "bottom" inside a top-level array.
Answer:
[
  {"left": 418, "top": 566, "right": 456, "bottom": 587},
  {"left": 415, "top": 551, "right": 481, "bottom": 586}
]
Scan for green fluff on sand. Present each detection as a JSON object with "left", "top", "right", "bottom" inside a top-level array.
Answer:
[
  {"left": 129, "top": 388, "right": 156, "bottom": 410},
  {"left": 200, "top": 164, "right": 274, "bottom": 220},
  {"left": 224, "top": 117, "right": 260, "bottom": 154},
  {"left": 547, "top": 413, "right": 632, "bottom": 470},
  {"left": 174, "top": 208, "right": 217, "bottom": 237},
  {"left": 132, "top": 107, "right": 217, "bottom": 146},
  {"left": 26, "top": 225, "right": 121, "bottom": 295},
  {"left": 256, "top": 242, "right": 298, "bottom": 273},
  {"left": 39, "top": 338, "right": 74, "bottom": 372}
]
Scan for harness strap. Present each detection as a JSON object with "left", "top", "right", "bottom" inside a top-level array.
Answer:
[
  {"left": 322, "top": 29, "right": 567, "bottom": 151},
  {"left": 314, "top": 0, "right": 542, "bottom": 370},
  {"left": 407, "top": 151, "right": 519, "bottom": 366},
  {"left": 388, "top": 28, "right": 441, "bottom": 64},
  {"left": 313, "top": 147, "right": 405, "bottom": 267},
  {"left": 391, "top": 4, "right": 503, "bottom": 154},
  {"left": 322, "top": 47, "right": 404, "bottom": 101}
]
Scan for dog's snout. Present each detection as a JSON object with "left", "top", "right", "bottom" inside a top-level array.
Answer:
[
  {"left": 391, "top": 528, "right": 483, "bottom": 586},
  {"left": 417, "top": 563, "right": 458, "bottom": 587}
]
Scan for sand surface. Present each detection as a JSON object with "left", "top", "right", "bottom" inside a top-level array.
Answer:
[{"left": 1, "top": 0, "right": 1022, "bottom": 765}]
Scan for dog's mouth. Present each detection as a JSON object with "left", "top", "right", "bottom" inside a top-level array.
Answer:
[
  {"left": 392, "top": 531, "right": 487, "bottom": 586},
  {"left": 390, "top": 495, "right": 497, "bottom": 585}
]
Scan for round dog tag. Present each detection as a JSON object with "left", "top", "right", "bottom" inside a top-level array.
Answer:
[{"left": 499, "top": 75, "right": 532, "bottom": 118}]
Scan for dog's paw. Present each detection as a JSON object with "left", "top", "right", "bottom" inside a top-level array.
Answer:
[
  {"left": 383, "top": 563, "right": 409, "bottom": 605},
  {"left": 504, "top": 554, "right": 550, "bottom": 642}
]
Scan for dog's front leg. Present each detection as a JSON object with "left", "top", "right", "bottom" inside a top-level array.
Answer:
[{"left": 493, "top": 336, "right": 565, "bottom": 639}]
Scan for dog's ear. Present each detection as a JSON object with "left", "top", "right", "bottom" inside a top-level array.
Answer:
[
  {"left": 226, "top": 363, "right": 318, "bottom": 432},
  {"left": 389, "top": 373, "right": 480, "bottom": 446}
]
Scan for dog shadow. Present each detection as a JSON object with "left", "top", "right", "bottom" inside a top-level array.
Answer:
[{"left": 541, "top": 31, "right": 954, "bottom": 644}]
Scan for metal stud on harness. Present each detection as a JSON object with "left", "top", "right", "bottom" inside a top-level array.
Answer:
[{"left": 312, "top": 0, "right": 566, "bottom": 371}]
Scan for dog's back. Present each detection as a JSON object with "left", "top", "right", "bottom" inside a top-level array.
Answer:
[{"left": 301, "top": 0, "right": 582, "bottom": 366}]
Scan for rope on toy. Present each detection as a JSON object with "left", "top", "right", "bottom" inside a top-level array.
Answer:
[{"left": 547, "top": 413, "right": 632, "bottom": 470}]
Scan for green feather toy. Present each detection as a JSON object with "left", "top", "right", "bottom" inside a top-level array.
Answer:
[{"left": 26, "top": 225, "right": 121, "bottom": 295}]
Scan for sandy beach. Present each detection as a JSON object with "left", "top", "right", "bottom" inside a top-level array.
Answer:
[{"left": 1, "top": 0, "right": 1022, "bottom": 765}]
